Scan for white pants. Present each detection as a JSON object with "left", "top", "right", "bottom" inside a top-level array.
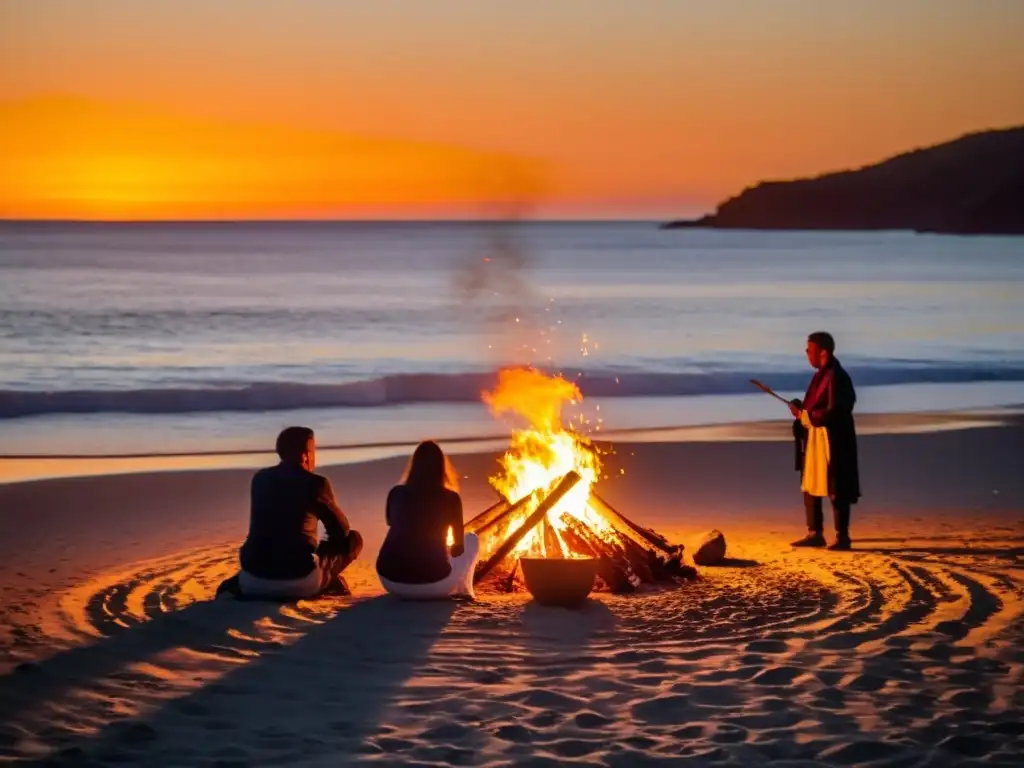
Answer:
[
  {"left": 239, "top": 560, "right": 323, "bottom": 600},
  {"left": 379, "top": 533, "right": 480, "bottom": 600}
]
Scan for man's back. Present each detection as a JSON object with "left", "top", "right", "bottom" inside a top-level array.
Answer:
[{"left": 241, "top": 463, "right": 332, "bottom": 579}]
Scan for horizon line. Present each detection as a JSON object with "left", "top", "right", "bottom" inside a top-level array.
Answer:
[{"left": 0, "top": 216, "right": 681, "bottom": 225}]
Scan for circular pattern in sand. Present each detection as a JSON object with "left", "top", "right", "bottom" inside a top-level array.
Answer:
[
  {"left": 1, "top": 538, "right": 1021, "bottom": 766},
  {"left": 30, "top": 543, "right": 1012, "bottom": 658}
]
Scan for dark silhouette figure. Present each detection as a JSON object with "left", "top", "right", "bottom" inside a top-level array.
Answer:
[
  {"left": 789, "top": 332, "right": 861, "bottom": 550},
  {"left": 218, "top": 426, "right": 362, "bottom": 598},
  {"left": 376, "top": 441, "right": 479, "bottom": 598}
]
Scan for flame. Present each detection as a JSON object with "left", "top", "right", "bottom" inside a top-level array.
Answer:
[{"left": 481, "top": 367, "right": 614, "bottom": 559}]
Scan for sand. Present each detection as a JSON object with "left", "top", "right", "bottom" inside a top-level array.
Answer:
[{"left": 0, "top": 414, "right": 1022, "bottom": 766}]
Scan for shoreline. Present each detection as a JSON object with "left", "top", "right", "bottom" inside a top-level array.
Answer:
[
  {"left": 1, "top": 409, "right": 1021, "bottom": 607},
  {"left": 1, "top": 406, "right": 1020, "bottom": 486}
]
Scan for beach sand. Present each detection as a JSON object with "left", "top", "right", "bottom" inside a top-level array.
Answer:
[{"left": 1, "top": 414, "right": 1022, "bottom": 766}]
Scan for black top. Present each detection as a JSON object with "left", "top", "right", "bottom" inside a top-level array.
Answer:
[
  {"left": 240, "top": 463, "right": 352, "bottom": 579},
  {"left": 376, "top": 485, "right": 463, "bottom": 584}
]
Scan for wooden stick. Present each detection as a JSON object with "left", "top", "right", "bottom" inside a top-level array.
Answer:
[
  {"left": 590, "top": 493, "right": 679, "bottom": 556},
  {"left": 750, "top": 378, "right": 792, "bottom": 405},
  {"left": 473, "top": 471, "right": 581, "bottom": 585},
  {"left": 563, "top": 516, "right": 637, "bottom": 575},
  {"left": 470, "top": 495, "right": 530, "bottom": 583},
  {"left": 556, "top": 516, "right": 599, "bottom": 558},
  {"left": 466, "top": 498, "right": 509, "bottom": 531},
  {"left": 605, "top": 528, "right": 657, "bottom": 583},
  {"left": 472, "top": 491, "right": 536, "bottom": 540},
  {"left": 542, "top": 517, "right": 564, "bottom": 558},
  {"left": 561, "top": 516, "right": 639, "bottom": 592},
  {"left": 502, "top": 560, "right": 520, "bottom": 593},
  {"left": 589, "top": 499, "right": 664, "bottom": 555}
]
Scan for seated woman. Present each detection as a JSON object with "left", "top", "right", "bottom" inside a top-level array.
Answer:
[{"left": 376, "top": 441, "right": 480, "bottom": 599}]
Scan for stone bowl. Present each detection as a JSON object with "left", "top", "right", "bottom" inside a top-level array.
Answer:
[{"left": 520, "top": 557, "right": 598, "bottom": 607}]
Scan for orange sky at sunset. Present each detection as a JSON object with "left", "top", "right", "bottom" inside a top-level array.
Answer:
[{"left": 1, "top": 0, "right": 1022, "bottom": 219}]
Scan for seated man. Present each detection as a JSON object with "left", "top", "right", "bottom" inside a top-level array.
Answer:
[{"left": 217, "top": 426, "right": 362, "bottom": 599}]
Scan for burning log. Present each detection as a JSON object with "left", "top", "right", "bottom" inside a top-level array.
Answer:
[
  {"left": 559, "top": 515, "right": 641, "bottom": 593},
  {"left": 589, "top": 493, "right": 697, "bottom": 582},
  {"left": 469, "top": 494, "right": 696, "bottom": 592},
  {"left": 469, "top": 491, "right": 536, "bottom": 541},
  {"left": 554, "top": 518, "right": 598, "bottom": 558},
  {"left": 591, "top": 493, "right": 681, "bottom": 557},
  {"left": 473, "top": 471, "right": 582, "bottom": 585},
  {"left": 587, "top": 494, "right": 696, "bottom": 584},
  {"left": 607, "top": 529, "right": 657, "bottom": 584},
  {"left": 467, "top": 493, "right": 538, "bottom": 583},
  {"left": 469, "top": 366, "right": 697, "bottom": 594},
  {"left": 466, "top": 498, "right": 510, "bottom": 531},
  {"left": 541, "top": 517, "right": 563, "bottom": 558},
  {"left": 555, "top": 517, "right": 621, "bottom": 591},
  {"left": 502, "top": 560, "right": 521, "bottom": 593},
  {"left": 470, "top": 493, "right": 697, "bottom": 592}
]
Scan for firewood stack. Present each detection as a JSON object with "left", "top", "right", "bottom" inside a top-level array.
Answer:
[{"left": 467, "top": 471, "right": 698, "bottom": 594}]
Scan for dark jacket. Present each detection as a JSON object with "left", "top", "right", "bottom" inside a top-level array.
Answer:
[
  {"left": 793, "top": 357, "right": 861, "bottom": 503},
  {"left": 240, "top": 463, "right": 351, "bottom": 579}
]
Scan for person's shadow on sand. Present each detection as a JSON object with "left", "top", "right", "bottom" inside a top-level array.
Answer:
[
  {"left": 2, "top": 596, "right": 284, "bottom": 717},
  {"left": 1, "top": 596, "right": 458, "bottom": 765}
]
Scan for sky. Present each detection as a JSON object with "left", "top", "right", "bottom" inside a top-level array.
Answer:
[{"left": 1, "top": 0, "right": 1022, "bottom": 219}]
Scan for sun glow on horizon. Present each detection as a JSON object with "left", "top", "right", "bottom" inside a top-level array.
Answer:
[
  {"left": 2, "top": 2, "right": 1022, "bottom": 220},
  {"left": 0, "top": 97, "right": 548, "bottom": 220}
]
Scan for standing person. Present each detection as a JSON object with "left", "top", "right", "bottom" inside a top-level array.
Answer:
[
  {"left": 789, "top": 332, "right": 861, "bottom": 550},
  {"left": 217, "top": 426, "right": 363, "bottom": 599},
  {"left": 376, "top": 441, "right": 480, "bottom": 599}
]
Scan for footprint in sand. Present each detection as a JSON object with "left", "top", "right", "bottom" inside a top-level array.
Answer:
[
  {"left": 573, "top": 711, "right": 612, "bottom": 729},
  {"left": 419, "top": 723, "right": 470, "bottom": 741},
  {"left": 631, "top": 694, "right": 692, "bottom": 725},
  {"left": 494, "top": 723, "right": 534, "bottom": 743},
  {"left": 751, "top": 665, "right": 804, "bottom": 686}
]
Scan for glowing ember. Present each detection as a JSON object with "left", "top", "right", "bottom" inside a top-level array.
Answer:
[{"left": 481, "top": 367, "right": 615, "bottom": 559}]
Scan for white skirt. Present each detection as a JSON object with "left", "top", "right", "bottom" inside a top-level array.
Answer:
[{"left": 379, "top": 533, "right": 481, "bottom": 600}]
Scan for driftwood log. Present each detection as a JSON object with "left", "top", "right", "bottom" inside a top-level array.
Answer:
[
  {"left": 591, "top": 493, "right": 681, "bottom": 556},
  {"left": 560, "top": 515, "right": 641, "bottom": 593},
  {"left": 610, "top": 530, "right": 657, "bottom": 584},
  {"left": 473, "top": 471, "right": 582, "bottom": 584}
]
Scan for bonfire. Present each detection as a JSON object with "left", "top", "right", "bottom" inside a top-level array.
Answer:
[{"left": 467, "top": 368, "right": 695, "bottom": 593}]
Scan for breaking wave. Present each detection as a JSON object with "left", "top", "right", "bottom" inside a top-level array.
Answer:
[{"left": 2, "top": 363, "right": 1024, "bottom": 419}]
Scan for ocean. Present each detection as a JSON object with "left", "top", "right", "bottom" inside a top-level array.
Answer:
[{"left": 1, "top": 222, "right": 1022, "bottom": 459}]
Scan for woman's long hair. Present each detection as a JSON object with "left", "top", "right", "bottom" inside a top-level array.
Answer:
[{"left": 402, "top": 440, "right": 460, "bottom": 494}]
